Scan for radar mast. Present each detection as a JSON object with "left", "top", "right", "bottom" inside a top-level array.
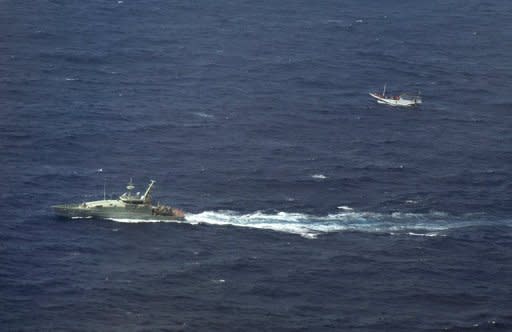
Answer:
[{"left": 127, "top": 178, "right": 135, "bottom": 191}]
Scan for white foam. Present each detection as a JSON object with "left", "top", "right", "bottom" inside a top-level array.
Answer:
[
  {"left": 103, "top": 209, "right": 484, "bottom": 239},
  {"left": 185, "top": 211, "right": 320, "bottom": 238},
  {"left": 337, "top": 206, "right": 354, "bottom": 211},
  {"left": 407, "top": 232, "right": 439, "bottom": 237},
  {"left": 183, "top": 210, "right": 467, "bottom": 239},
  {"left": 108, "top": 218, "right": 188, "bottom": 224},
  {"left": 193, "top": 112, "right": 214, "bottom": 119},
  {"left": 311, "top": 174, "right": 327, "bottom": 180}
]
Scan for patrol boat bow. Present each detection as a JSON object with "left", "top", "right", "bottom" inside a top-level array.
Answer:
[{"left": 53, "top": 179, "right": 185, "bottom": 221}]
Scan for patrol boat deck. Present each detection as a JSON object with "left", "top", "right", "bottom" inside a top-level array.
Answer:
[{"left": 53, "top": 179, "right": 185, "bottom": 221}]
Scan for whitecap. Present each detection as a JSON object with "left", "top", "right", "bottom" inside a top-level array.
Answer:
[
  {"left": 311, "top": 174, "right": 327, "bottom": 180},
  {"left": 302, "top": 233, "right": 319, "bottom": 239},
  {"left": 193, "top": 112, "right": 214, "bottom": 119},
  {"left": 407, "top": 232, "right": 439, "bottom": 237},
  {"left": 337, "top": 206, "right": 354, "bottom": 211}
]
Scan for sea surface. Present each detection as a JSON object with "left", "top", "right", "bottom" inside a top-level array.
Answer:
[{"left": 1, "top": 0, "right": 512, "bottom": 330}]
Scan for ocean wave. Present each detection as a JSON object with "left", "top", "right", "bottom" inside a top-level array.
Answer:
[
  {"left": 108, "top": 210, "right": 507, "bottom": 239},
  {"left": 193, "top": 112, "right": 215, "bottom": 119}
]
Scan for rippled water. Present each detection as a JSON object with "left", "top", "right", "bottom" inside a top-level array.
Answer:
[{"left": 1, "top": 0, "right": 512, "bottom": 330}]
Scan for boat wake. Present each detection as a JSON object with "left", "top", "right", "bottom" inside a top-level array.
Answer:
[{"left": 108, "top": 210, "right": 510, "bottom": 239}]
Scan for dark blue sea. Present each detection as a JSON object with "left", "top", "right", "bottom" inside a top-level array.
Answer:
[{"left": 1, "top": 0, "right": 512, "bottom": 330}]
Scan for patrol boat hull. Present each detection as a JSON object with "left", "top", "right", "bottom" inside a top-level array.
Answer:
[
  {"left": 52, "top": 179, "right": 185, "bottom": 221},
  {"left": 53, "top": 202, "right": 185, "bottom": 221}
]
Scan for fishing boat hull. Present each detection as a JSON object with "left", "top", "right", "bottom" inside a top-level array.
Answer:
[{"left": 369, "top": 93, "right": 421, "bottom": 107}]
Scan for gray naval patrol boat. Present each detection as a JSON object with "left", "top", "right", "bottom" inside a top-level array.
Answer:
[{"left": 53, "top": 179, "right": 185, "bottom": 221}]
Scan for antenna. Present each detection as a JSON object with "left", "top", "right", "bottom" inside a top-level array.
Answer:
[{"left": 127, "top": 177, "right": 135, "bottom": 191}]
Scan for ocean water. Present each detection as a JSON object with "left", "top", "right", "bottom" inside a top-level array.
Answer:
[{"left": 1, "top": 0, "right": 512, "bottom": 330}]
